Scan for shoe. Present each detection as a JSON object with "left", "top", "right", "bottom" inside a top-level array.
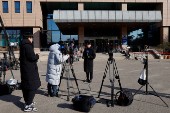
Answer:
[
  {"left": 88, "top": 80, "right": 92, "bottom": 83},
  {"left": 24, "top": 105, "right": 38, "bottom": 112},
  {"left": 24, "top": 102, "right": 36, "bottom": 108},
  {"left": 56, "top": 92, "right": 58, "bottom": 97},
  {"left": 85, "top": 79, "right": 90, "bottom": 82},
  {"left": 51, "top": 93, "right": 58, "bottom": 97},
  {"left": 47, "top": 93, "right": 51, "bottom": 97}
]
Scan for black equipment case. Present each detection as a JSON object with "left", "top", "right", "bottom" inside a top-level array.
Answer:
[
  {"left": 0, "top": 84, "right": 12, "bottom": 96},
  {"left": 72, "top": 95, "right": 96, "bottom": 112}
]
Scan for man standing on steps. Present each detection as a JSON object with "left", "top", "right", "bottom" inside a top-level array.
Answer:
[{"left": 82, "top": 41, "right": 96, "bottom": 83}]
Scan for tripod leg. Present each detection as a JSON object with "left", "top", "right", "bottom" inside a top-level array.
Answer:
[
  {"left": 148, "top": 83, "right": 169, "bottom": 107},
  {"left": 111, "top": 80, "right": 114, "bottom": 107},
  {"left": 9, "top": 67, "right": 14, "bottom": 79},
  {"left": 66, "top": 69, "right": 70, "bottom": 101},
  {"left": 70, "top": 65, "right": 80, "bottom": 94},
  {"left": 98, "top": 76, "right": 105, "bottom": 98},
  {"left": 133, "top": 85, "right": 144, "bottom": 96},
  {"left": 98, "top": 61, "right": 109, "bottom": 98},
  {"left": 57, "top": 64, "right": 65, "bottom": 93}
]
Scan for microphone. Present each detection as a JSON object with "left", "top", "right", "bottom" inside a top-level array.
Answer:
[{"left": 86, "top": 50, "right": 89, "bottom": 57}]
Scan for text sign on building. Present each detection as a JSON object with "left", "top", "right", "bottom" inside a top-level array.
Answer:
[{"left": 122, "top": 35, "right": 127, "bottom": 45}]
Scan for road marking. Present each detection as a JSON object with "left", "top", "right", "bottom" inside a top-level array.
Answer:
[{"left": 129, "top": 70, "right": 140, "bottom": 72}]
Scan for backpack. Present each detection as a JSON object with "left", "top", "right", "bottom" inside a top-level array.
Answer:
[
  {"left": 0, "top": 84, "right": 13, "bottom": 96},
  {"left": 115, "top": 89, "right": 133, "bottom": 106},
  {"left": 72, "top": 95, "right": 96, "bottom": 112},
  {"left": 138, "top": 69, "right": 147, "bottom": 85}
]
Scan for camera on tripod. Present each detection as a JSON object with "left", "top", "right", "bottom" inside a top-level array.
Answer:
[
  {"left": 59, "top": 41, "right": 75, "bottom": 63},
  {"left": 0, "top": 52, "right": 21, "bottom": 96},
  {"left": 60, "top": 42, "right": 69, "bottom": 55}
]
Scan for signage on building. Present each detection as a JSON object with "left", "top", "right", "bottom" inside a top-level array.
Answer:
[{"left": 122, "top": 35, "right": 127, "bottom": 45}]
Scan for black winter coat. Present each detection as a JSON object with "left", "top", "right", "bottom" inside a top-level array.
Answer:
[
  {"left": 83, "top": 47, "right": 96, "bottom": 72},
  {"left": 19, "top": 39, "right": 41, "bottom": 90}
]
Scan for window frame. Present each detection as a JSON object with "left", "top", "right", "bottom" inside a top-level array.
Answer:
[
  {"left": 15, "top": 1, "right": 20, "bottom": 13},
  {"left": 26, "top": 1, "right": 32, "bottom": 13},
  {"left": 2, "top": 1, "right": 8, "bottom": 13}
]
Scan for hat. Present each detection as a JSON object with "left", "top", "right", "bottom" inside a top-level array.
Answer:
[
  {"left": 87, "top": 41, "right": 91, "bottom": 45},
  {"left": 23, "top": 32, "right": 33, "bottom": 39},
  {"left": 55, "top": 43, "right": 60, "bottom": 48}
]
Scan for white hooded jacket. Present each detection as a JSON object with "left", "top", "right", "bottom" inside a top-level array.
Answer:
[{"left": 46, "top": 44, "right": 69, "bottom": 85}]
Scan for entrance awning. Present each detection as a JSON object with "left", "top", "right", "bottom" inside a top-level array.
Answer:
[{"left": 53, "top": 10, "right": 162, "bottom": 23}]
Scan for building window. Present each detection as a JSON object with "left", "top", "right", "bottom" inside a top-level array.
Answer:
[
  {"left": 3, "top": 1, "right": 8, "bottom": 13},
  {"left": 27, "top": 1, "right": 32, "bottom": 13},
  {"left": 15, "top": 1, "right": 20, "bottom": 13}
]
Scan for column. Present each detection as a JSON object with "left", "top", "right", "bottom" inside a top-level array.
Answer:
[
  {"left": 120, "top": 27, "right": 127, "bottom": 48},
  {"left": 33, "top": 28, "right": 41, "bottom": 52},
  {"left": 78, "top": 3, "right": 84, "bottom": 10},
  {"left": 78, "top": 3, "right": 84, "bottom": 48},
  {"left": 160, "top": 27, "right": 169, "bottom": 43},
  {"left": 78, "top": 27, "right": 84, "bottom": 44},
  {"left": 121, "top": 3, "right": 127, "bottom": 11},
  {"left": 121, "top": 3, "right": 127, "bottom": 48}
]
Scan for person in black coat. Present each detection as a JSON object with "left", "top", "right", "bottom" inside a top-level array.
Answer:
[
  {"left": 19, "top": 32, "right": 41, "bottom": 112},
  {"left": 82, "top": 41, "right": 96, "bottom": 83}
]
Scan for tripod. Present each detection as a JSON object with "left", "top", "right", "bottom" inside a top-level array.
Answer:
[
  {"left": 98, "top": 53, "right": 122, "bottom": 107},
  {"left": 133, "top": 51, "right": 169, "bottom": 107},
  {"left": 0, "top": 53, "right": 15, "bottom": 84},
  {"left": 57, "top": 62, "right": 81, "bottom": 101}
]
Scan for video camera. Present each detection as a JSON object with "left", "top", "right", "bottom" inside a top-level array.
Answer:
[
  {"left": 59, "top": 41, "right": 74, "bottom": 55},
  {"left": 0, "top": 53, "right": 14, "bottom": 69},
  {"left": 60, "top": 42, "right": 69, "bottom": 55}
]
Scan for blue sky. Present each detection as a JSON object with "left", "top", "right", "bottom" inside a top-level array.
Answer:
[
  {"left": 48, "top": 19, "right": 78, "bottom": 42},
  {"left": 128, "top": 29, "right": 143, "bottom": 40}
]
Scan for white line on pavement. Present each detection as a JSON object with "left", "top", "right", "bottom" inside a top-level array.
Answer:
[{"left": 129, "top": 70, "right": 140, "bottom": 72}]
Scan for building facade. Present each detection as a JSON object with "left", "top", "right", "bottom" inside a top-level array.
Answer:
[{"left": 0, "top": 0, "right": 169, "bottom": 52}]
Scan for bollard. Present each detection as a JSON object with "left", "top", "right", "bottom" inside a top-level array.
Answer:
[{"left": 167, "top": 55, "right": 170, "bottom": 59}]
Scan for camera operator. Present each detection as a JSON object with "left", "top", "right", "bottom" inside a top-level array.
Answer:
[
  {"left": 82, "top": 41, "right": 96, "bottom": 83},
  {"left": 19, "top": 32, "right": 41, "bottom": 112},
  {"left": 46, "top": 44, "right": 69, "bottom": 97},
  {"left": 69, "top": 43, "right": 74, "bottom": 65}
]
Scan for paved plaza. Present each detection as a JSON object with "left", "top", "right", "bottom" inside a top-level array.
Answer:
[{"left": 0, "top": 57, "right": 170, "bottom": 113}]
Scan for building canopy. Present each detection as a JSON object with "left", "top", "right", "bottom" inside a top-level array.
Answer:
[{"left": 53, "top": 10, "right": 162, "bottom": 23}]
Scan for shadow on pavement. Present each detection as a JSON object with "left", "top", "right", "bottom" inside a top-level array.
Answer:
[
  {"left": 101, "top": 85, "right": 169, "bottom": 107},
  {"left": 36, "top": 89, "right": 47, "bottom": 96},
  {"left": 103, "top": 85, "right": 170, "bottom": 99},
  {"left": 57, "top": 103, "right": 74, "bottom": 110},
  {"left": 41, "top": 75, "right": 46, "bottom": 76},
  {"left": 0, "top": 94, "right": 23, "bottom": 110}
]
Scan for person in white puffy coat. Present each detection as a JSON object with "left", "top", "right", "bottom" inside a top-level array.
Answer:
[{"left": 46, "top": 44, "right": 69, "bottom": 97}]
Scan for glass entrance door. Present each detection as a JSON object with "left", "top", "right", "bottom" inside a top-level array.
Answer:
[{"left": 96, "top": 39, "right": 108, "bottom": 53}]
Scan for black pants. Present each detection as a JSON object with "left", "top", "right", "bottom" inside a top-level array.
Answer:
[
  {"left": 86, "top": 72, "right": 93, "bottom": 80},
  {"left": 70, "top": 54, "right": 74, "bottom": 64},
  {"left": 22, "top": 89, "right": 36, "bottom": 105}
]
